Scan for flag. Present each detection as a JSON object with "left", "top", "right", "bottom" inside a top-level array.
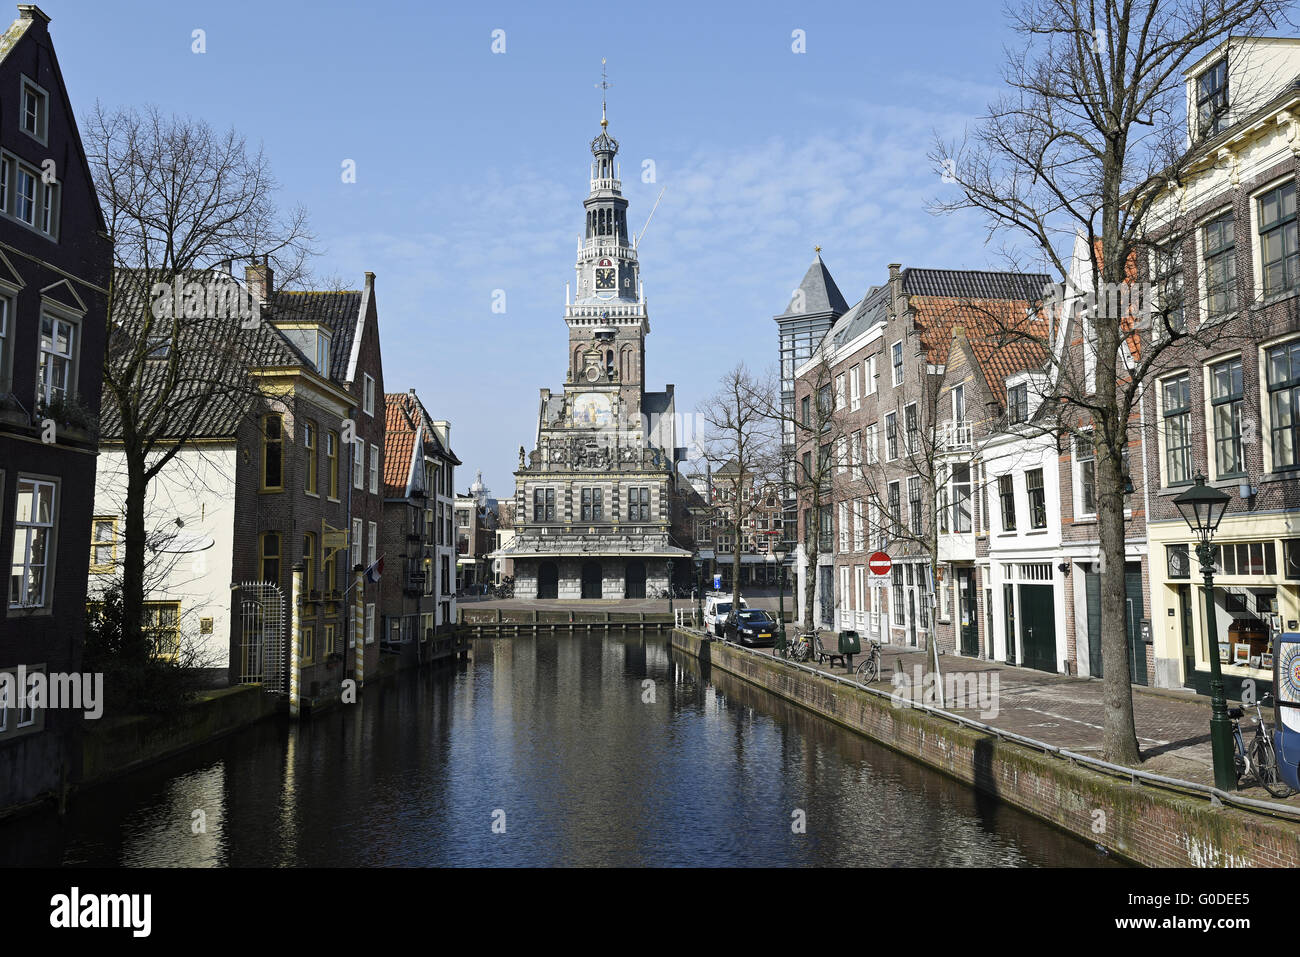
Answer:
[{"left": 365, "top": 556, "right": 384, "bottom": 584}]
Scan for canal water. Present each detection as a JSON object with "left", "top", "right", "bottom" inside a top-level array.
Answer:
[{"left": 0, "top": 633, "right": 1122, "bottom": 867}]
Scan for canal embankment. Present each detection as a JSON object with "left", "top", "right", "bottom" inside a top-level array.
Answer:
[{"left": 672, "top": 628, "right": 1300, "bottom": 867}]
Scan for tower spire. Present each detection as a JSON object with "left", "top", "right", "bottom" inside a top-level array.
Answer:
[{"left": 597, "top": 57, "right": 611, "bottom": 129}]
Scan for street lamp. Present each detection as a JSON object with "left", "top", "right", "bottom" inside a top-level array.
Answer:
[
  {"left": 666, "top": 558, "right": 675, "bottom": 619},
  {"left": 773, "top": 542, "right": 788, "bottom": 656},
  {"left": 1173, "top": 471, "right": 1234, "bottom": 791},
  {"left": 694, "top": 553, "right": 704, "bottom": 630}
]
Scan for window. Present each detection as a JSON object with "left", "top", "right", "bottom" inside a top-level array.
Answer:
[
  {"left": 303, "top": 532, "right": 316, "bottom": 594},
  {"left": 627, "top": 487, "right": 650, "bottom": 521},
  {"left": 1026, "top": 468, "right": 1046, "bottom": 529},
  {"left": 369, "top": 442, "right": 379, "bottom": 493},
  {"left": 905, "top": 403, "right": 918, "bottom": 454},
  {"left": 952, "top": 464, "right": 972, "bottom": 533},
  {"left": 908, "top": 477, "right": 922, "bottom": 536},
  {"left": 885, "top": 412, "right": 898, "bottom": 461},
  {"left": 315, "top": 332, "right": 330, "bottom": 374},
  {"left": 817, "top": 385, "right": 832, "bottom": 430},
  {"left": 850, "top": 365, "right": 861, "bottom": 410},
  {"left": 888, "top": 482, "right": 901, "bottom": 536},
  {"left": 1075, "top": 435, "right": 1096, "bottom": 517},
  {"left": 998, "top": 474, "right": 1016, "bottom": 531},
  {"left": 368, "top": 521, "right": 377, "bottom": 567},
  {"left": 892, "top": 566, "right": 904, "bottom": 623},
  {"left": 15, "top": 163, "right": 34, "bottom": 225},
  {"left": 260, "top": 532, "right": 280, "bottom": 584},
  {"left": 853, "top": 499, "right": 864, "bottom": 551},
  {"left": 1268, "top": 339, "right": 1300, "bottom": 470},
  {"left": 36, "top": 314, "right": 75, "bottom": 406},
  {"left": 90, "top": 516, "right": 117, "bottom": 573},
  {"left": 21, "top": 79, "right": 46, "bottom": 142},
  {"left": 533, "top": 488, "right": 555, "bottom": 522},
  {"left": 326, "top": 430, "right": 339, "bottom": 499},
  {"left": 1209, "top": 357, "right": 1244, "bottom": 477},
  {"left": 866, "top": 356, "right": 877, "bottom": 395},
  {"left": 1202, "top": 212, "right": 1237, "bottom": 317},
  {"left": 323, "top": 544, "right": 338, "bottom": 596},
  {"left": 1167, "top": 543, "right": 1191, "bottom": 580},
  {"left": 261, "top": 413, "right": 284, "bottom": 490},
  {"left": 801, "top": 450, "right": 812, "bottom": 483},
  {"left": 1155, "top": 243, "right": 1185, "bottom": 335},
  {"left": 1213, "top": 541, "right": 1277, "bottom": 576},
  {"left": 801, "top": 395, "right": 811, "bottom": 427},
  {"left": 353, "top": 438, "right": 364, "bottom": 489},
  {"left": 9, "top": 478, "right": 54, "bottom": 608},
  {"left": 363, "top": 374, "right": 376, "bottom": 416},
  {"left": 365, "top": 603, "right": 375, "bottom": 644},
  {"left": 300, "top": 625, "right": 315, "bottom": 665},
  {"left": 581, "top": 487, "right": 603, "bottom": 522},
  {"left": 144, "top": 602, "right": 181, "bottom": 659},
  {"left": 1259, "top": 181, "right": 1299, "bottom": 298},
  {"left": 303, "top": 421, "right": 318, "bottom": 494},
  {"left": 839, "top": 502, "right": 850, "bottom": 551},
  {"left": 1007, "top": 383, "right": 1028, "bottom": 423},
  {"left": 351, "top": 518, "right": 362, "bottom": 569},
  {"left": 0, "top": 295, "right": 9, "bottom": 389},
  {"left": 1196, "top": 58, "right": 1228, "bottom": 140},
  {"left": 953, "top": 385, "right": 965, "bottom": 424},
  {"left": 1161, "top": 373, "right": 1192, "bottom": 484},
  {"left": 865, "top": 424, "right": 878, "bottom": 465},
  {"left": 835, "top": 436, "right": 847, "bottom": 474},
  {"left": 16, "top": 670, "right": 38, "bottom": 727},
  {"left": 850, "top": 431, "right": 861, "bottom": 470},
  {"left": 835, "top": 373, "right": 845, "bottom": 410},
  {"left": 891, "top": 341, "right": 903, "bottom": 386}
]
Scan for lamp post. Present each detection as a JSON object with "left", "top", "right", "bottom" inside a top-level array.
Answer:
[
  {"left": 1173, "top": 472, "right": 1235, "bottom": 791},
  {"left": 666, "top": 558, "right": 674, "bottom": 619},
  {"left": 773, "top": 542, "right": 788, "bottom": 656},
  {"left": 695, "top": 553, "right": 704, "bottom": 630}
]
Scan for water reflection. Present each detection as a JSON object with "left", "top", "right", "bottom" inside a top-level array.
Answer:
[{"left": 0, "top": 632, "right": 1121, "bottom": 868}]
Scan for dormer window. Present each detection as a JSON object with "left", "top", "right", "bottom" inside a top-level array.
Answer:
[
  {"left": 1196, "top": 58, "right": 1228, "bottom": 141},
  {"left": 315, "top": 331, "right": 330, "bottom": 374},
  {"left": 21, "top": 78, "right": 46, "bottom": 144},
  {"left": 1007, "top": 383, "right": 1028, "bottom": 423}
]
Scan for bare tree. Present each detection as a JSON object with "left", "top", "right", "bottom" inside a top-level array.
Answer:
[
  {"left": 932, "top": 0, "right": 1292, "bottom": 764},
  {"left": 87, "top": 103, "right": 314, "bottom": 646},
  {"left": 697, "top": 363, "right": 779, "bottom": 622}
]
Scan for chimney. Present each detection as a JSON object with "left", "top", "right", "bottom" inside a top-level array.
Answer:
[
  {"left": 432, "top": 419, "right": 451, "bottom": 448},
  {"left": 245, "top": 256, "right": 273, "bottom": 303},
  {"left": 888, "top": 263, "right": 903, "bottom": 318},
  {"left": 17, "top": 6, "right": 50, "bottom": 25},
  {"left": 364, "top": 271, "right": 375, "bottom": 295}
]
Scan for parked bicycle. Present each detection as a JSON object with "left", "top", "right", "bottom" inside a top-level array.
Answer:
[
  {"left": 784, "top": 632, "right": 812, "bottom": 662},
  {"left": 854, "top": 638, "right": 883, "bottom": 683},
  {"left": 1230, "top": 693, "right": 1293, "bottom": 798}
]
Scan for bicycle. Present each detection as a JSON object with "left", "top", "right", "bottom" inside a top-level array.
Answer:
[
  {"left": 784, "top": 632, "right": 812, "bottom": 662},
  {"left": 854, "top": 639, "right": 883, "bottom": 683},
  {"left": 1230, "top": 693, "right": 1293, "bottom": 798}
]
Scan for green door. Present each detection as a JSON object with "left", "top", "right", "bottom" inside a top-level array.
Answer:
[
  {"left": 1019, "top": 584, "right": 1057, "bottom": 673},
  {"left": 1086, "top": 569, "right": 1102, "bottom": 676}
]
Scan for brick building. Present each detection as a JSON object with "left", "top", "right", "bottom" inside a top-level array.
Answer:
[{"left": 0, "top": 4, "right": 112, "bottom": 813}]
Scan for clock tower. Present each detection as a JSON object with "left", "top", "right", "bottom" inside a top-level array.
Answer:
[{"left": 491, "top": 69, "right": 690, "bottom": 601}]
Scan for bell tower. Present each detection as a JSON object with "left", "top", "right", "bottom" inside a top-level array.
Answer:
[{"left": 565, "top": 60, "right": 648, "bottom": 420}]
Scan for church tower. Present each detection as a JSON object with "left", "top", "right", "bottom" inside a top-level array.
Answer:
[{"left": 491, "top": 64, "right": 690, "bottom": 601}]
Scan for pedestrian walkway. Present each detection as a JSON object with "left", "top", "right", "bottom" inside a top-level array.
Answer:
[{"left": 747, "top": 640, "right": 1295, "bottom": 804}]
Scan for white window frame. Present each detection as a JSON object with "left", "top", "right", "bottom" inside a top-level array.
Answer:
[
  {"left": 849, "top": 364, "right": 861, "bottom": 410},
  {"left": 852, "top": 498, "right": 864, "bottom": 551},
  {"left": 365, "top": 602, "right": 375, "bottom": 644},
  {"left": 351, "top": 518, "right": 363, "bottom": 569},
  {"left": 36, "top": 310, "right": 78, "bottom": 407},
  {"left": 9, "top": 475, "right": 56, "bottom": 610},
  {"left": 368, "top": 521, "right": 378, "bottom": 567},
  {"left": 891, "top": 341, "right": 904, "bottom": 386},
  {"left": 368, "top": 442, "right": 379, "bottom": 493},
  {"left": 866, "top": 355, "right": 877, "bottom": 396},
  {"left": 20, "top": 76, "right": 47, "bottom": 145},
  {"left": 0, "top": 293, "right": 10, "bottom": 391},
  {"left": 1156, "top": 368, "right": 1193, "bottom": 488},
  {"left": 363, "top": 374, "right": 376, "bottom": 416},
  {"left": 352, "top": 438, "right": 364, "bottom": 490},
  {"left": 1260, "top": 332, "right": 1300, "bottom": 474}
]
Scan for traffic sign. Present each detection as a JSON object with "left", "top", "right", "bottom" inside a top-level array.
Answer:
[{"left": 868, "top": 551, "right": 892, "bottom": 576}]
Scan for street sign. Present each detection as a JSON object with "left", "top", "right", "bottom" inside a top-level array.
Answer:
[
  {"left": 868, "top": 551, "right": 892, "bottom": 576},
  {"left": 713, "top": 574, "right": 722, "bottom": 590}
]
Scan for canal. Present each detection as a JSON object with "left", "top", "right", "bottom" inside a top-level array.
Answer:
[{"left": 1, "top": 632, "right": 1122, "bottom": 866}]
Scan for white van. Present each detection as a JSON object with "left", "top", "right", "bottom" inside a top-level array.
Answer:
[{"left": 704, "top": 594, "right": 748, "bottom": 637}]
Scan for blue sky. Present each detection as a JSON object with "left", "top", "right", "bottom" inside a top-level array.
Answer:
[{"left": 47, "top": 0, "right": 1018, "bottom": 497}]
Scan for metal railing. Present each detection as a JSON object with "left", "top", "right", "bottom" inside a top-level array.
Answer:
[{"left": 682, "top": 627, "right": 1300, "bottom": 822}]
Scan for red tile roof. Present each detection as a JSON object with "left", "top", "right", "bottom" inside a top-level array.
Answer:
[
  {"left": 384, "top": 393, "right": 417, "bottom": 497},
  {"left": 912, "top": 296, "right": 1050, "bottom": 404}
]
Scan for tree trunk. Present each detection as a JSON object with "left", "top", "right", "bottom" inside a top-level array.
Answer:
[{"left": 802, "top": 539, "right": 816, "bottom": 631}]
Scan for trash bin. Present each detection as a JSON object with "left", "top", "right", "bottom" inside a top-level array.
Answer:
[{"left": 839, "top": 630, "right": 861, "bottom": 667}]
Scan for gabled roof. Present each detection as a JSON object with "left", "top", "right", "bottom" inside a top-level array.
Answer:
[
  {"left": 383, "top": 389, "right": 459, "bottom": 497},
  {"left": 912, "top": 296, "right": 1051, "bottom": 405},
  {"left": 269, "top": 290, "right": 364, "bottom": 379},
  {"left": 778, "top": 252, "right": 850, "bottom": 317}
]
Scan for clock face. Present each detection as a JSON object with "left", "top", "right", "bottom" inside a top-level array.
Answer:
[{"left": 595, "top": 268, "right": 616, "bottom": 290}]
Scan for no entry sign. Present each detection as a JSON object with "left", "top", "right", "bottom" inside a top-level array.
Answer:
[{"left": 868, "top": 551, "right": 892, "bottom": 576}]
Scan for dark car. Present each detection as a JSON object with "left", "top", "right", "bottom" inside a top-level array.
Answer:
[{"left": 723, "top": 609, "right": 778, "bottom": 646}]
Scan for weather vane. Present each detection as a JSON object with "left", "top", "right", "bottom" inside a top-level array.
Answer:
[{"left": 597, "top": 57, "right": 611, "bottom": 127}]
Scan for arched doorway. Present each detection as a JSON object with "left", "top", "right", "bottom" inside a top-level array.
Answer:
[
  {"left": 537, "top": 561, "right": 558, "bottom": 600},
  {"left": 581, "top": 561, "right": 603, "bottom": 599},
  {"left": 625, "top": 559, "right": 646, "bottom": 599}
]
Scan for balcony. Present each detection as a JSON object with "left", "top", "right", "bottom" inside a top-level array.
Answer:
[{"left": 939, "top": 420, "right": 973, "bottom": 450}]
